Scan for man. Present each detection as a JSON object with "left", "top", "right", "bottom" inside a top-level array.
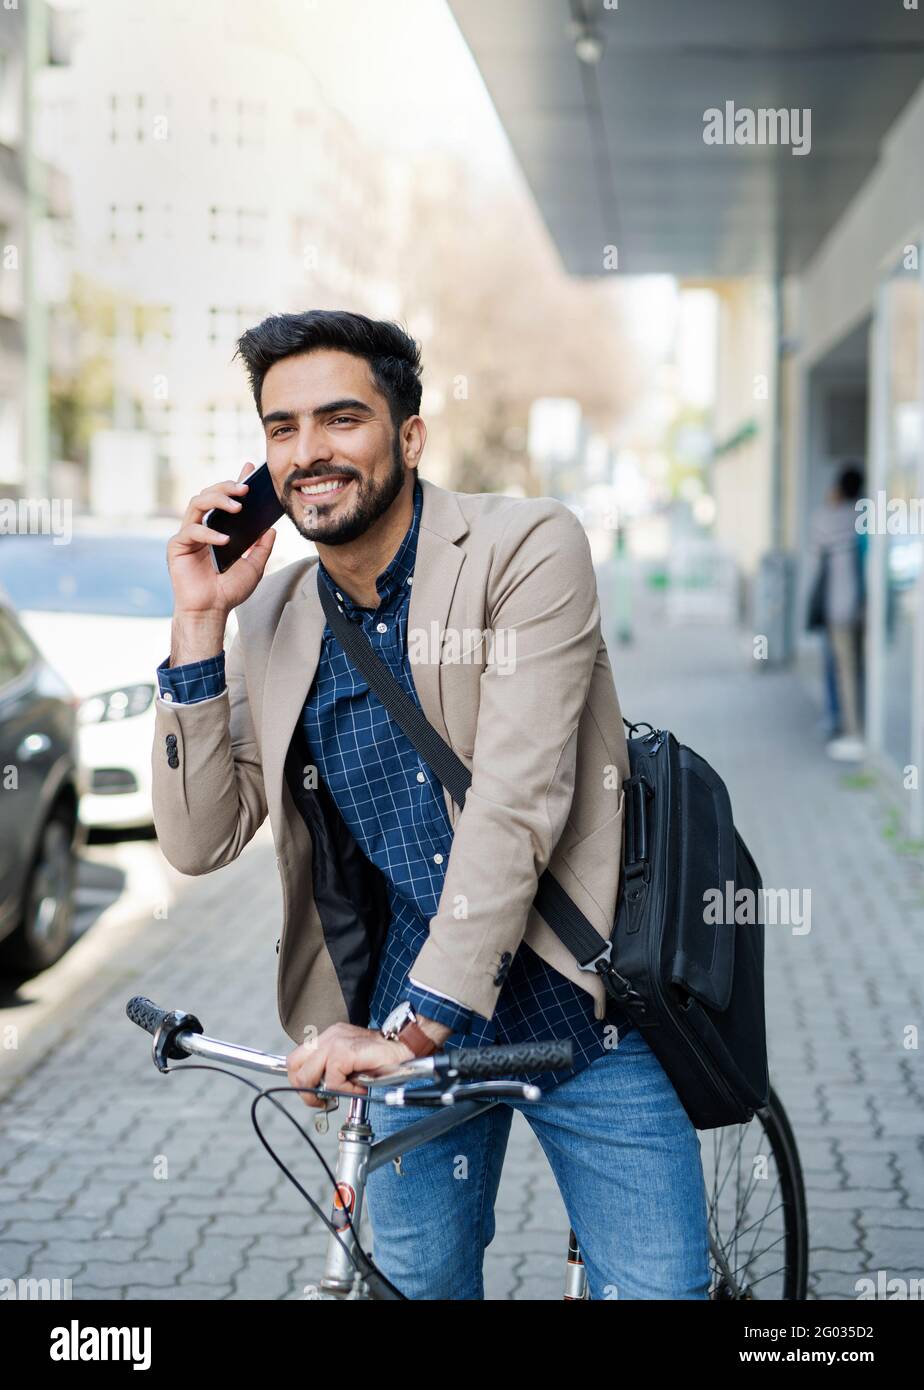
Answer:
[
  {"left": 808, "top": 462, "right": 866, "bottom": 761},
  {"left": 152, "top": 309, "right": 710, "bottom": 1300}
]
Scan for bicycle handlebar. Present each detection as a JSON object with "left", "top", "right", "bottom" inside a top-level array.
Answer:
[{"left": 125, "top": 996, "right": 574, "bottom": 1087}]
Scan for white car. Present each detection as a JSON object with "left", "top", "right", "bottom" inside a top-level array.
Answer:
[
  {"left": 0, "top": 511, "right": 311, "bottom": 831},
  {"left": 0, "top": 528, "right": 229, "bottom": 832}
]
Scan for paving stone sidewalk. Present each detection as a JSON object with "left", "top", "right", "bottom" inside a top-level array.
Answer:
[
  {"left": 1, "top": 578, "right": 922, "bottom": 1300},
  {"left": 606, "top": 581, "right": 924, "bottom": 1300}
]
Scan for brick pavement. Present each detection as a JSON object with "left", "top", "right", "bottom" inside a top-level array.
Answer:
[
  {"left": 1, "top": 576, "right": 922, "bottom": 1299},
  {"left": 605, "top": 580, "right": 924, "bottom": 1300}
]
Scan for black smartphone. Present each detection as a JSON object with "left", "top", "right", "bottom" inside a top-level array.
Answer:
[{"left": 204, "top": 461, "right": 284, "bottom": 575}]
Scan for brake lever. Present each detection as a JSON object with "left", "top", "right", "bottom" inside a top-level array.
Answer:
[
  {"left": 350, "top": 1062, "right": 433, "bottom": 1086},
  {"left": 382, "top": 1079, "right": 541, "bottom": 1106},
  {"left": 444, "top": 1080, "right": 542, "bottom": 1102}
]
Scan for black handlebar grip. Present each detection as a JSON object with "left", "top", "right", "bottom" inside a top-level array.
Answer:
[
  {"left": 126, "top": 996, "right": 170, "bottom": 1037},
  {"left": 445, "top": 1040, "right": 574, "bottom": 1078}
]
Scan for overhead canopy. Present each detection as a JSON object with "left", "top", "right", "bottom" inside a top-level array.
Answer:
[{"left": 448, "top": 0, "right": 924, "bottom": 276}]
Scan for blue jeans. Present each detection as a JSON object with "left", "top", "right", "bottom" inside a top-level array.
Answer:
[{"left": 363, "top": 1026, "right": 711, "bottom": 1300}]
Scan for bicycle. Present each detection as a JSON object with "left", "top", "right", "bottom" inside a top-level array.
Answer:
[{"left": 126, "top": 995, "right": 809, "bottom": 1300}]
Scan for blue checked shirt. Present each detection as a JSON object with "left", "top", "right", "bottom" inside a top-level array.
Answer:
[{"left": 156, "top": 479, "right": 631, "bottom": 1089}]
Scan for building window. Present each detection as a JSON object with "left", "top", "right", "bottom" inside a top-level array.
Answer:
[
  {"left": 208, "top": 206, "right": 266, "bottom": 249},
  {"left": 207, "top": 306, "right": 266, "bottom": 347},
  {"left": 132, "top": 304, "right": 173, "bottom": 344},
  {"left": 207, "top": 97, "right": 266, "bottom": 149},
  {"left": 202, "top": 401, "right": 262, "bottom": 469},
  {"left": 108, "top": 91, "right": 172, "bottom": 144},
  {"left": 108, "top": 203, "right": 172, "bottom": 245}
]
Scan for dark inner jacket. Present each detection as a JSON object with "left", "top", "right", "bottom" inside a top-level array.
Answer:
[{"left": 282, "top": 720, "right": 391, "bottom": 1025}]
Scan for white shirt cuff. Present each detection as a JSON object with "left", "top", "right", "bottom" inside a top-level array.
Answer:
[{"left": 408, "top": 976, "right": 469, "bottom": 1009}]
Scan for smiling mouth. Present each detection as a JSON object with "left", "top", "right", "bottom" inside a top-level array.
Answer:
[{"left": 292, "top": 476, "right": 355, "bottom": 503}]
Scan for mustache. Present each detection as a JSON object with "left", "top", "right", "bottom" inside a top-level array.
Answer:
[{"left": 285, "top": 467, "right": 361, "bottom": 494}]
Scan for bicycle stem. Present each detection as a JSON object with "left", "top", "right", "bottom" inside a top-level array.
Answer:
[{"left": 319, "top": 1095, "right": 374, "bottom": 1298}]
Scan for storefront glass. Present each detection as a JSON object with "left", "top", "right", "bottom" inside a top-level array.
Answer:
[{"left": 879, "top": 258, "right": 923, "bottom": 773}]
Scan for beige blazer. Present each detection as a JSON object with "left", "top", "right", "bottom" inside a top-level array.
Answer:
[{"left": 151, "top": 476, "right": 630, "bottom": 1044}]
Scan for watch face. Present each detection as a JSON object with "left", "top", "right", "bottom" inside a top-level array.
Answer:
[{"left": 382, "top": 1001, "right": 415, "bottom": 1037}]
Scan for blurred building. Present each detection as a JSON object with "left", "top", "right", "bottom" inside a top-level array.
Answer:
[
  {"left": 0, "top": 1, "right": 74, "bottom": 498},
  {"left": 38, "top": 0, "right": 401, "bottom": 514},
  {"left": 0, "top": 2, "right": 27, "bottom": 490},
  {"left": 787, "top": 84, "right": 924, "bottom": 811},
  {"left": 449, "top": 0, "right": 924, "bottom": 832}
]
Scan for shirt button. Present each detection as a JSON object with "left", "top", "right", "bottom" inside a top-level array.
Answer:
[
  {"left": 376, "top": 622, "right": 387, "bottom": 633},
  {"left": 433, "top": 853, "right": 444, "bottom": 865},
  {"left": 416, "top": 771, "right": 426, "bottom": 783},
  {"left": 406, "top": 575, "right": 413, "bottom": 585},
  {"left": 161, "top": 692, "right": 174, "bottom": 702},
  {"left": 335, "top": 591, "right": 343, "bottom": 601}
]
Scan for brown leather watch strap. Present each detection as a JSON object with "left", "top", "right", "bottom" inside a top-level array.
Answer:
[{"left": 397, "top": 1019, "right": 439, "bottom": 1058}]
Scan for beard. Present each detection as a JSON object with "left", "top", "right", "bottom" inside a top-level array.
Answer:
[{"left": 282, "top": 433, "right": 407, "bottom": 546}]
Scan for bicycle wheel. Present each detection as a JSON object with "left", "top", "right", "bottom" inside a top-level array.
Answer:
[{"left": 703, "top": 1085, "right": 809, "bottom": 1300}]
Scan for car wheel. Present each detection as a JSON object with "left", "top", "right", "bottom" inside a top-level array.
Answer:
[{"left": 0, "top": 806, "right": 77, "bottom": 974}]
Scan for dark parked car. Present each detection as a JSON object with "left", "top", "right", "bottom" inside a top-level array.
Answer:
[{"left": 0, "top": 593, "right": 82, "bottom": 974}]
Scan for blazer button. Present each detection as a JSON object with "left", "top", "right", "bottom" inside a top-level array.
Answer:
[
  {"left": 167, "top": 753, "right": 179, "bottom": 769},
  {"left": 493, "top": 951, "right": 512, "bottom": 986},
  {"left": 165, "top": 734, "right": 177, "bottom": 749}
]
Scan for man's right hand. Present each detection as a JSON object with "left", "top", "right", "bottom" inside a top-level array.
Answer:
[{"left": 165, "top": 461, "right": 277, "bottom": 665}]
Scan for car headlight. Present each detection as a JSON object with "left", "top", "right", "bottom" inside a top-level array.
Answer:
[{"left": 78, "top": 682, "right": 155, "bottom": 725}]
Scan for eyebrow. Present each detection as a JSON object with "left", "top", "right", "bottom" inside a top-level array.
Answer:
[{"left": 261, "top": 398, "right": 375, "bottom": 426}]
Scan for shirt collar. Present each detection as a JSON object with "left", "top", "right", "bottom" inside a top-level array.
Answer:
[{"left": 317, "top": 475, "right": 422, "bottom": 616}]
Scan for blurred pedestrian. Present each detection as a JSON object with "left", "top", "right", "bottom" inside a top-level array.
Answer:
[{"left": 807, "top": 462, "right": 866, "bottom": 761}]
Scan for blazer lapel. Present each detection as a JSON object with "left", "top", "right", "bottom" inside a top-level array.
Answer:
[
  {"left": 407, "top": 477, "right": 469, "bottom": 746},
  {"left": 261, "top": 577, "right": 326, "bottom": 844}
]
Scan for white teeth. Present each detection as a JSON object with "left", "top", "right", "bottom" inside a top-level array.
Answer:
[{"left": 298, "top": 479, "right": 348, "bottom": 496}]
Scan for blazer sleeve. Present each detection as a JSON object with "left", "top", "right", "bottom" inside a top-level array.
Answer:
[
  {"left": 407, "top": 501, "right": 605, "bottom": 1020},
  {"left": 150, "top": 626, "right": 268, "bottom": 875}
]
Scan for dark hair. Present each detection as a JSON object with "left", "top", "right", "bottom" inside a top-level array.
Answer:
[
  {"left": 233, "top": 309, "right": 423, "bottom": 432},
  {"left": 837, "top": 462, "right": 864, "bottom": 501}
]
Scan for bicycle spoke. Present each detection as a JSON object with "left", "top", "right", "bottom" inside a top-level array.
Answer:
[
  {"left": 713, "top": 1188, "right": 783, "bottom": 1260},
  {"left": 728, "top": 1229, "right": 787, "bottom": 1281},
  {"left": 708, "top": 1121, "right": 764, "bottom": 1215},
  {"left": 738, "top": 1195, "right": 788, "bottom": 1281},
  {"left": 709, "top": 1147, "right": 775, "bottom": 1243},
  {"left": 733, "top": 1126, "right": 745, "bottom": 1285},
  {"left": 735, "top": 1260, "right": 789, "bottom": 1293},
  {"left": 729, "top": 1165, "right": 780, "bottom": 1242},
  {"left": 707, "top": 1125, "right": 749, "bottom": 1224},
  {"left": 710, "top": 1165, "right": 786, "bottom": 1291}
]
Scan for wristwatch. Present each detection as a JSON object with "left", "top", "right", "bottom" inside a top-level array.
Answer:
[{"left": 380, "top": 1001, "right": 439, "bottom": 1058}]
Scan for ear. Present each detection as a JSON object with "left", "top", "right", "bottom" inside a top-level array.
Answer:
[{"left": 403, "top": 415, "right": 427, "bottom": 465}]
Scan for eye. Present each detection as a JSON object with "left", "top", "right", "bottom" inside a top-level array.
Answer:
[
  {"left": 272, "top": 425, "right": 294, "bottom": 437},
  {"left": 330, "top": 415, "right": 358, "bottom": 425}
]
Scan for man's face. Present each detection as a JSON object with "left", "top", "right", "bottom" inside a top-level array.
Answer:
[{"left": 261, "top": 348, "right": 414, "bottom": 545}]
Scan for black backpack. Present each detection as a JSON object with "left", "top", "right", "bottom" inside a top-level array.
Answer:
[
  {"left": 318, "top": 578, "right": 770, "bottom": 1131},
  {"left": 604, "top": 721, "right": 770, "bottom": 1129}
]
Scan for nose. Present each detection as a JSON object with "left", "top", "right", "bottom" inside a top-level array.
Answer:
[{"left": 291, "top": 419, "right": 334, "bottom": 472}]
